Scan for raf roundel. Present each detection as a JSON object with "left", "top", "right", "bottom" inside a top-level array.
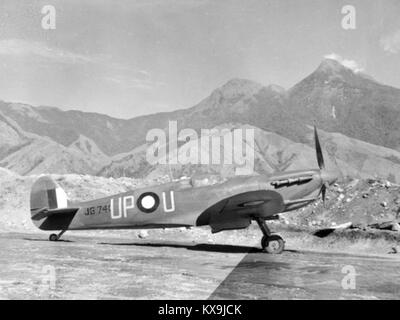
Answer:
[{"left": 137, "top": 192, "right": 160, "bottom": 213}]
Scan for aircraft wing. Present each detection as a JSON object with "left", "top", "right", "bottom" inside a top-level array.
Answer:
[
  {"left": 222, "top": 190, "right": 285, "bottom": 216},
  {"left": 206, "top": 190, "right": 285, "bottom": 233}
]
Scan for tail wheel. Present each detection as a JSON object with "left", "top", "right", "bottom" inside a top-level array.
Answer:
[
  {"left": 49, "top": 234, "right": 58, "bottom": 241},
  {"left": 261, "top": 234, "right": 285, "bottom": 254}
]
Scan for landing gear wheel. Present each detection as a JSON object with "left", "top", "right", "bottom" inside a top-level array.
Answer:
[
  {"left": 49, "top": 230, "right": 66, "bottom": 242},
  {"left": 261, "top": 234, "right": 285, "bottom": 254},
  {"left": 49, "top": 234, "right": 58, "bottom": 241}
]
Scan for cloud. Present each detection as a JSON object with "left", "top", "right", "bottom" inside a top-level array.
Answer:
[
  {"left": 0, "top": 38, "right": 156, "bottom": 90},
  {"left": 380, "top": 30, "right": 400, "bottom": 54},
  {"left": 323, "top": 53, "right": 364, "bottom": 73},
  {"left": 103, "top": 74, "right": 165, "bottom": 90},
  {"left": 0, "top": 38, "right": 96, "bottom": 64}
]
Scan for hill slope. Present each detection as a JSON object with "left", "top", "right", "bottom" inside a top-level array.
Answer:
[{"left": 0, "top": 58, "right": 400, "bottom": 179}]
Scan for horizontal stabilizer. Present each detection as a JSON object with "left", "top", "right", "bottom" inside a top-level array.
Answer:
[{"left": 31, "top": 207, "right": 79, "bottom": 221}]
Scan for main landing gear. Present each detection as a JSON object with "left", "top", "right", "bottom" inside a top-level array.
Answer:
[
  {"left": 49, "top": 230, "right": 66, "bottom": 241},
  {"left": 255, "top": 218, "right": 285, "bottom": 254}
]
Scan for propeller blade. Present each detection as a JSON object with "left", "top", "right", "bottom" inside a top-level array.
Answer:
[
  {"left": 314, "top": 125, "right": 325, "bottom": 170},
  {"left": 320, "top": 182, "right": 329, "bottom": 207}
]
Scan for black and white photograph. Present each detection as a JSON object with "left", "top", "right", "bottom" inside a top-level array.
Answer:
[{"left": 0, "top": 0, "right": 400, "bottom": 303}]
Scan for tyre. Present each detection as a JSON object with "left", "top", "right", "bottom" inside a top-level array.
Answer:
[
  {"left": 261, "top": 234, "right": 284, "bottom": 254},
  {"left": 49, "top": 234, "right": 58, "bottom": 241}
]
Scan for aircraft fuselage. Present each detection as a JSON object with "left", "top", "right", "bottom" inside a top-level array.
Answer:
[{"left": 34, "top": 168, "right": 334, "bottom": 232}]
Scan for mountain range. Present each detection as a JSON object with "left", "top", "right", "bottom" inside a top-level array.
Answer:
[{"left": 1, "top": 58, "right": 400, "bottom": 182}]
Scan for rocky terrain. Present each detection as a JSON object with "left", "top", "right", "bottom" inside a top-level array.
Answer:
[
  {"left": 99, "top": 124, "right": 400, "bottom": 183},
  {"left": 3, "top": 230, "right": 400, "bottom": 300},
  {"left": 2, "top": 170, "right": 400, "bottom": 300},
  {"left": 0, "top": 58, "right": 400, "bottom": 182},
  {"left": 0, "top": 167, "right": 156, "bottom": 232},
  {"left": 1, "top": 57, "right": 400, "bottom": 256},
  {"left": 288, "top": 178, "right": 400, "bottom": 228},
  {"left": 1, "top": 166, "right": 399, "bottom": 256}
]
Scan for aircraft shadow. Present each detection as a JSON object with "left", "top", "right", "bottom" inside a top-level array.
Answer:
[
  {"left": 21, "top": 237, "right": 298, "bottom": 254},
  {"left": 99, "top": 241, "right": 261, "bottom": 254},
  {"left": 23, "top": 237, "right": 74, "bottom": 243},
  {"left": 313, "top": 228, "right": 336, "bottom": 238}
]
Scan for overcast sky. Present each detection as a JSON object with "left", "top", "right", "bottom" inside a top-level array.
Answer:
[{"left": 0, "top": 0, "right": 399, "bottom": 119}]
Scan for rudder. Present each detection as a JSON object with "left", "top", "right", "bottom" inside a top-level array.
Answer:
[{"left": 30, "top": 176, "right": 68, "bottom": 217}]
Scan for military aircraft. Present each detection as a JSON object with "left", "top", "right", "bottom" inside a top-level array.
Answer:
[{"left": 30, "top": 127, "right": 338, "bottom": 254}]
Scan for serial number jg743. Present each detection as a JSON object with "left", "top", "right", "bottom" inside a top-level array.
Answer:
[{"left": 84, "top": 205, "right": 111, "bottom": 216}]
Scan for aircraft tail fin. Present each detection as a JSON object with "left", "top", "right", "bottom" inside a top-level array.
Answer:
[
  {"left": 30, "top": 176, "right": 69, "bottom": 216},
  {"left": 30, "top": 176, "right": 79, "bottom": 230}
]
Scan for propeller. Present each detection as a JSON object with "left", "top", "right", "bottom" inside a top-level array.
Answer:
[
  {"left": 314, "top": 125, "right": 325, "bottom": 170},
  {"left": 314, "top": 125, "right": 330, "bottom": 207},
  {"left": 320, "top": 181, "right": 329, "bottom": 205}
]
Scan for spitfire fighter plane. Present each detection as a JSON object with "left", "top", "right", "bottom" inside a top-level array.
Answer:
[{"left": 30, "top": 127, "right": 338, "bottom": 254}]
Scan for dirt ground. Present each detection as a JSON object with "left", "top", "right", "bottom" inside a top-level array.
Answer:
[{"left": 1, "top": 228, "right": 400, "bottom": 300}]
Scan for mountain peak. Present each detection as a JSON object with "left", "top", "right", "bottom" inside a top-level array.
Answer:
[
  {"left": 311, "top": 58, "right": 379, "bottom": 85},
  {"left": 218, "top": 78, "right": 263, "bottom": 98},
  {"left": 316, "top": 58, "right": 350, "bottom": 74}
]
